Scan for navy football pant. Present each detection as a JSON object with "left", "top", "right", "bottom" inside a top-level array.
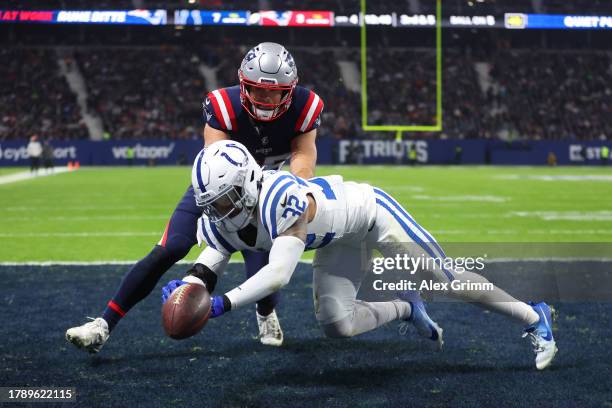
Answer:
[{"left": 102, "top": 185, "right": 280, "bottom": 331}]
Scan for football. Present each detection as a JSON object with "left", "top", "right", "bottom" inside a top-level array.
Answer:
[{"left": 162, "top": 283, "right": 212, "bottom": 340}]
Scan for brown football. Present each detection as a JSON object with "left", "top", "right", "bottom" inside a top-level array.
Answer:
[{"left": 162, "top": 283, "right": 212, "bottom": 340}]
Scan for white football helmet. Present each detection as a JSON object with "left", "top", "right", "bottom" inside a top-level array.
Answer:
[{"left": 192, "top": 140, "right": 262, "bottom": 232}]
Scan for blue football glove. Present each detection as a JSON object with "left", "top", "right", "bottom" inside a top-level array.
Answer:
[
  {"left": 161, "top": 279, "right": 187, "bottom": 304},
  {"left": 209, "top": 296, "right": 226, "bottom": 318}
]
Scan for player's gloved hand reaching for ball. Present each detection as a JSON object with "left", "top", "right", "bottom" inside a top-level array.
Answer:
[
  {"left": 161, "top": 279, "right": 186, "bottom": 304},
  {"left": 161, "top": 279, "right": 227, "bottom": 318}
]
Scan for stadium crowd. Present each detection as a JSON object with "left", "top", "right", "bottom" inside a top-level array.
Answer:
[
  {"left": 75, "top": 47, "right": 204, "bottom": 140},
  {"left": 0, "top": 49, "right": 84, "bottom": 141},
  {"left": 1, "top": 45, "right": 610, "bottom": 142}
]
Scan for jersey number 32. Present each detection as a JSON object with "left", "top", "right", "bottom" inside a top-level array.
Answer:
[{"left": 281, "top": 194, "right": 306, "bottom": 219}]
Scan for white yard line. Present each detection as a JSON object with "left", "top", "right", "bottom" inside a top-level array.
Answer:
[
  {"left": 435, "top": 229, "right": 612, "bottom": 235},
  {"left": 1, "top": 215, "right": 168, "bottom": 222},
  {"left": 509, "top": 211, "right": 612, "bottom": 221},
  {"left": 411, "top": 194, "right": 509, "bottom": 203},
  {"left": 0, "top": 232, "right": 160, "bottom": 238},
  {"left": 0, "top": 259, "right": 314, "bottom": 266},
  {"left": 496, "top": 174, "right": 612, "bottom": 182},
  {"left": 0, "top": 167, "right": 71, "bottom": 185},
  {"left": 486, "top": 257, "right": 612, "bottom": 263}
]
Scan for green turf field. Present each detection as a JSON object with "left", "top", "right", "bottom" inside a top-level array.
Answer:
[{"left": 1, "top": 165, "right": 611, "bottom": 262}]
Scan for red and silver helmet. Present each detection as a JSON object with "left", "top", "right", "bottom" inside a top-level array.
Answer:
[{"left": 238, "top": 42, "right": 298, "bottom": 122}]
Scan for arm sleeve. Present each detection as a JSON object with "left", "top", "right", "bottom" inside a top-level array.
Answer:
[{"left": 225, "top": 235, "right": 305, "bottom": 309}]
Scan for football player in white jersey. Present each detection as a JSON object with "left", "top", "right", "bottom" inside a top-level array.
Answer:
[{"left": 162, "top": 140, "right": 557, "bottom": 370}]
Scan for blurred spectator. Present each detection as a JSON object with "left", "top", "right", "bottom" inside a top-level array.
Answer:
[
  {"left": 26, "top": 135, "right": 43, "bottom": 173},
  {"left": 42, "top": 140, "right": 55, "bottom": 173}
]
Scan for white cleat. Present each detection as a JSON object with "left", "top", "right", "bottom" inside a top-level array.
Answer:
[
  {"left": 256, "top": 309, "right": 284, "bottom": 347},
  {"left": 523, "top": 302, "right": 558, "bottom": 370},
  {"left": 66, "top": 317, "right": 109, "bottom": 354}
]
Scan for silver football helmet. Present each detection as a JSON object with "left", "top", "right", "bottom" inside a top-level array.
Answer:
[
  {"left": 192, "top": 141, "right": 263, "bottom": 232},
  {"left": 238, "top": 42, "right": 298, "bottom": 121}
]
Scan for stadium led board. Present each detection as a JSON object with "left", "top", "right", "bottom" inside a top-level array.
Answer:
[
  {"left": 173, "top": 10, "right": 248, "bottom": 26},
  {"left": 2, "top": 9, "right": 611, "bottom": 29},
  {"left": 0, "top": 9, "right": 167, "bottom": 25},
  {"left": 251, "top": 11, "right": 334, "bottom": 27},
  {"left": 504, "top": 13, "right": 612, "bottom": 29}
]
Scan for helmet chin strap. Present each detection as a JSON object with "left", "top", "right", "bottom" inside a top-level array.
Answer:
[{"left": 253, "top": 106, "right": 278, "bottom": 121}]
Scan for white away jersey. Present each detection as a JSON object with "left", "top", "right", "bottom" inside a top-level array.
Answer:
[{"left": 196, "top": 171, "right": 377, "bottom": 255}]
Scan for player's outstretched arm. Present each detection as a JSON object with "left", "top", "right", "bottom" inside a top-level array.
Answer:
[
  {"left": 290, "top": 129, "right": 317, "bottom": 179},
  {"left": 214, "top": 212, "right": 308, "bottom": 316},
  {"left": 203, "top": 123, "right": 230, "bottom": 146}
]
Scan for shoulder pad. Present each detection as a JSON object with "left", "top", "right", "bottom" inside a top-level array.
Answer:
[
  {"left": 204, "top": 87, "right": 240, "bottom": 131},
  {"left": 294, "top": 88, "right": 324, "bottom": 133},
  {"left": 259, "top": 171, "right": 309, "bottom": 239}
]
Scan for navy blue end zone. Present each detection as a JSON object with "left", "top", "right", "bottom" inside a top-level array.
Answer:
[{"left": 0, "top": 264, "right": 611, "bottom": 407}]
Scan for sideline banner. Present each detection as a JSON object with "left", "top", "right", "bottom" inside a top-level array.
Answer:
[{"left": 1, "top": 139, "right": 611, "bottom": 166}]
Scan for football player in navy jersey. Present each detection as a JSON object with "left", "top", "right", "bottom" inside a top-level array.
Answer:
[{"left": 66, "top": 42, "right": 323, "bottom": 352}]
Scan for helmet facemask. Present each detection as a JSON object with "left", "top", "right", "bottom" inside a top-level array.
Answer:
[
  {"left": 239, "top": 72, "right": 296, "bottom": 122},
  {"left": 197, "top": 184, "right": 257, "bottom": 233}
]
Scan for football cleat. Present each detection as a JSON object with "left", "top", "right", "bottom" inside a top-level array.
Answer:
[
  {"left": 523, "top": 302, "right": 558, "bottom": 370},
  {"left": 398, "top": 292, "right": 444, "bottom": 351},
  {"left": 66, "top": 317, "right": 110, "bottom": 354},
  {"left": 256, "top": 309, "right": 284, "bottom": 347}
]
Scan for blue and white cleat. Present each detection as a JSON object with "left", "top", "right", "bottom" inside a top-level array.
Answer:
[
  {"left": 523, "top": 302, "right": 558, "bottom": 370},
  {"left": 398, "top": 292, "right": 444, "bottom": 351}
]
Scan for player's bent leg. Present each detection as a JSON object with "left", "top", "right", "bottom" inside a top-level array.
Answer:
[
  {"left": 318, "top": 298, "right": 410, "bottom": 339},
  {"left": 242, "top": 250, "right": 283, "bottom": 346},
  {"left": 370, "top": 188, "right": 444, "bottom": 346},
  {"left": 373, "top": 187, "right": 556, "bottom": 368},
  {"left": 426, "top": 265, "right": 557, "bottom": 368},
  {"left": 66, "top": 186, "right": 200, "bottom": 353},
  {"left": 313, "top": 245, "right": 411, "bottom": 339}
]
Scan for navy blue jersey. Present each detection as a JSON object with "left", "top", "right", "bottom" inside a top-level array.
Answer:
[{"left": 203, "top": 85, "right": 323, "bottom": 169}]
